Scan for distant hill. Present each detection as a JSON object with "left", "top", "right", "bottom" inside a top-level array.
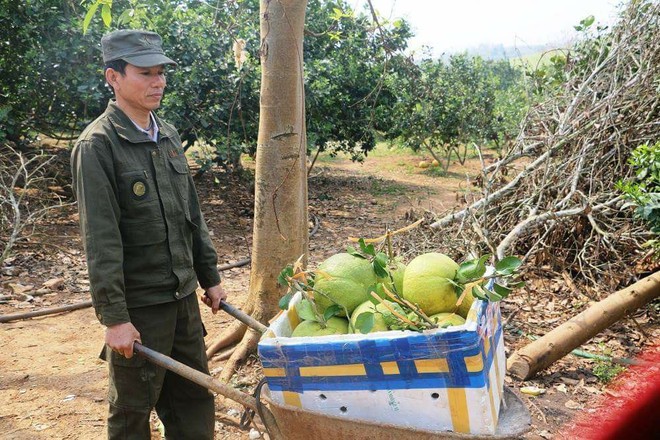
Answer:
[
  {"left": 472, "top": 42, "right": 567, "bottom": 60},
  {"left": 440, "top": 42, "right": 570, "bottom": 62},
  {"left": 509, "top": 48, "right": 569, "bottom": 69},
  {"left": 438, "top": 42, "right": 572, "bottom": 69}
]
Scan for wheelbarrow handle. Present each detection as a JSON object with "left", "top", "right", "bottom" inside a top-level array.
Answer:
[
  {"left": 218, "top": 300, "right": 268, "bottom": 334},
  {"left": 133, "top": 342, "right": 283, "bottom": 439},
  {"left": 133, "top": 342, "right": 257, "bottom": 409}
]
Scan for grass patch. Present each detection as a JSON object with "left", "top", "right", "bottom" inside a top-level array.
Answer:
[
  {"left": 369, "top": 179, "right": 407, "bottom": 196},
  {"left": 368, "top": 141, "right": 417, "bottom": 158},
  {"left": 592, "top": 361, "right": 626, "bottom": 384},
  {"left": 422, "top": 166, "right": 448, "bottom": 177}
]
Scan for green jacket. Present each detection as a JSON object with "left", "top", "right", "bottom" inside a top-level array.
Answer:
[{"left": 71, "top": 101, "right": 220, "bottom": 326}]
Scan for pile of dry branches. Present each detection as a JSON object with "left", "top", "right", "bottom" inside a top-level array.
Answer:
[
  {"left": 425, "top": 1, "right": 659, "bottom": 292},
  {"left": 0, "top": 144, "right": 67, "bottom": 265}
]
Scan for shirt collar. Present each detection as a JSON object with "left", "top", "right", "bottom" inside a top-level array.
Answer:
[
  {"left": 130, "top": 112, "right": 159, "bottom": 142},
  {"left": 105, "top": 100, "right": 173, "bottom": 144}
]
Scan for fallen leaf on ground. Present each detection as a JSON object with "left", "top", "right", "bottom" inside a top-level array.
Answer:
[
  {"left": 521, "top": 386, "right": 546, "bottom": 396},
  {"left": 565, "top": 399, "right": 582, "bottom": 409}
]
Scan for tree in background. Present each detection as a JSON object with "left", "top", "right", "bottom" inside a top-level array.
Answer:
[
  {"left": 304, "top": 0, "right": 412, "bottom": 164},
  {"left": 0, "top": 0, "right": 106, "bottom": 144},
  {"left": 383, "top": 53, "right": 527, "bottom": 170}
]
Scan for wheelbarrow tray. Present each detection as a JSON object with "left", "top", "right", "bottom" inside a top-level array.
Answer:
[{"left": 262, "top": 385, "right": 531, "bottom": 440}]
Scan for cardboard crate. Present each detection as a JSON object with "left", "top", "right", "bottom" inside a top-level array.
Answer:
[{"left": 258, "top": 293, "right": 506, "bottom": 435}]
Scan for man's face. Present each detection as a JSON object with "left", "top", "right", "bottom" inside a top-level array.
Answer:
[{"left": 107, "top": 64, "right": 166, "bottom": 114}]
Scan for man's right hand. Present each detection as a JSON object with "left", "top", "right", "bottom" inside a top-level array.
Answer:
[{"left": 105, "top": 322, "right": 141, "bottom": 358}]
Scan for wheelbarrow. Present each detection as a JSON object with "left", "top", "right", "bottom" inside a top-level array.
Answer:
[{"left": 133, "top": 301, "right": 532, "bottom": 439}]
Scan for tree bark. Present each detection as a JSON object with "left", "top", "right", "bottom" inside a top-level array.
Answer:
[
  {"left": 249, "top": 0, "right": 309, "bottom": 322},
  {"left": 216, "top": 0, "right": 309, "bottom": 379},
  {"left": 507, "top": 271, "right": 660, "bottom": 380}
]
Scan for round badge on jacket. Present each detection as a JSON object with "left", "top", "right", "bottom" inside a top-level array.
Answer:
[{"left": 132, "top": 180, "right": 147, "bottom": 199}]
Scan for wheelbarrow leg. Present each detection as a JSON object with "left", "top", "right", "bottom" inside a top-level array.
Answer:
[{"left": 133, "top": 342, "right": 284, "bottom": 439}]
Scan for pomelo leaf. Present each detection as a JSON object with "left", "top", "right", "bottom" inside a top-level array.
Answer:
[
  {"left": 277, "top": 265, "right": 293, "bottom": 287},
  {"left": 472, "top": 284, "right": 490, "bottom": 300},
  {"left": 83, "top": 2, "right": 100, "bottom": 35},
  {"left": 323, "top": 304, "right": 342, "bottom": 321},
  {"left": 347, "top": 245, "right": 364, "bottom": 259},
  {"left": 357, "top": 238, "right": 376, "bottom": 256},
  {"left": 372, "top": 254, "right": 389, "bottom": 278},
  {"left": 495, "top": 256, "right": 522, "bottom": 275},
  {"left": 101, "top": 4, "right": 112, "bottom": 26},
  {"left": 493, "top": 283, "right": 512, "bottom": 299},
  {"left": 508, "top": 280, "right": 526, "bottom": 288},
  {"left": 456, "top": 254, "right": 490, "bottom": 282},
  {"left": 278, "top": 292, "right": 292, "bottom": 310},
  {"left": 296, "top": 299, "right": 317, "bottom": 321},
  {"left": 374, "top": 252, "right": 388, "bottom": 268},
  {"left": 355, "top": 312, "right": 375, "bottom": 334},
  {"left": 473, "top": 282, "right": 503, "bottom": 302}
]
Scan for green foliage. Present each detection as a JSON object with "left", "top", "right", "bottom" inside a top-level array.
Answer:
[
  {"left": 5, "top": 0, "right": 530, "bottom": 174},
  {"left": 383, "top": 54, "right": 529, "bottom": 165},
  {"left": 303, "top": 0, "right": 412, "bottom": 160},
  {"left": 77, "top": 0, "right": 414, "bottom": 168},
  {"left": 0, "top": 0, "right": 107, "bottom": 144},
  {"left": 454, "top": 254, "right": 524, "bottom": 302},
  {"left": 617, "top": 141, "right": 660, "bottom": 253},
  {"left": 592, "top": 360, "right": 625, "bottom": 384},
  {"left": 527, "top": 14, "right": 611, "bottom": 96}
]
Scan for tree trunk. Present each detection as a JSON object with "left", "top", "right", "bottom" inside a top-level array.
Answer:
[
  {"left": 506, "top": 271, "right": 660, "bottom": 380},
  {"left": 216, "top": 0, "right": 309, "bottom": 381}
]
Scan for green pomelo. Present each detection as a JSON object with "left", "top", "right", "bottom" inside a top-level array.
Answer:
[
  {"left": 350, "top": 301, "right": 389, "bottom": 333},
  {"left": 456, "top": 287, "right": 476, "bottom": 319},
  {"left": 313, "top": 253, "right": 378, "bottom": 316},
  {"left": 291, "top": 316, "right": 349, "bottom": 337},
  {"left": 376, "top": 260, "right": 406, "bottom": 299},
  {"left": 429, "top": 312, "right": 466, "bottom": 328},
  {"left": 402, "top": 252, "right": 459, "bottom": 315}
]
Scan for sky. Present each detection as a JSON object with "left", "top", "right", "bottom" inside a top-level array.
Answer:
[{"left": 354, "top": 0, "right": 623, "bottom": 56}]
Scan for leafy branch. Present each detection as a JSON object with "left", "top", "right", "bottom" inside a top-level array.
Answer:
[
  {"left": 277, "top": 257, "right": 350, "bottom": 330},
  {"left": 453, "top": 254, "right": 524, "bottom": 302}
]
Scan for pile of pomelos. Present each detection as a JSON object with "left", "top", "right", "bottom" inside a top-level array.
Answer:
[{"left": 279, "top": 246, "right": 523, "bottom": 338}]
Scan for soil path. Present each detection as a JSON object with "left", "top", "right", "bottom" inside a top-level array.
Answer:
[{"left": 0, "top": 149, "right": 656, "bottom": 439}]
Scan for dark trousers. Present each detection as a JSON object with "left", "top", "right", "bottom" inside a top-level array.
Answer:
[{"left": 103, "top": 294, "right": 215, "bottom": 439}]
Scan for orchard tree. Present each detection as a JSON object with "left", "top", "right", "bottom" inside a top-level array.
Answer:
[
  {"left": 385, "top": 53, "right": 528, "bottom": 169},
  {"left": 0, "top": 0, "right": 106, "bottom": 144},
  {"left": 211, "top": 0, "right": 309, "bottom": 380},
  {"left": 303, "top": 0, "right": 412, "bottom": 164}
]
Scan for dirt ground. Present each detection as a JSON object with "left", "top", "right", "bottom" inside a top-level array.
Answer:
[{"left": 0, "top": 146, "right": 657, "bottom": 439}]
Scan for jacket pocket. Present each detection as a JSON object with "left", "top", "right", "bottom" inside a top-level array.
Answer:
[
  {"left": 118, "top": 169, "right": 161, "bottom": 221},
  {"left": 118, "top": 170, "right": 157, "bottom": 205},
  {"left": 168, "top": 156, "right": 190, "bottom": 202},
  {"left": 120, "top": 220, "right": 169, "bottom": 287}
]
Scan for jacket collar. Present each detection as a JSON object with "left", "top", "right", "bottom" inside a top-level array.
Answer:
[{"left": 104, "top": 100, "right": 176, "bottom": 143}]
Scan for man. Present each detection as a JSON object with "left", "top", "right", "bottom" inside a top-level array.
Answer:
[{"left": 71, "top": 29, "right": 226, "bottom": 439}]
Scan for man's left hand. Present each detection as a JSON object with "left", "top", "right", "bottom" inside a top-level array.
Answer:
[{"left": 201, "top": 283, "right": 227, "bottom": 314}]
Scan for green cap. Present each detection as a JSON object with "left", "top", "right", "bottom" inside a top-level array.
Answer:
[{"left": 101, "top": 29, "right": 176, "bottom": 67}]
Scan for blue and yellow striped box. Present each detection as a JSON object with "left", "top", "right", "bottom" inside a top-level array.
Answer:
[{"left": 258, "top": 293, "right": 505, "bottom": 435}]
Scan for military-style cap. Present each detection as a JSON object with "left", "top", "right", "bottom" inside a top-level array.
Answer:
[{"left": 101, "top": 29, "right": 176, "bottom": 67}]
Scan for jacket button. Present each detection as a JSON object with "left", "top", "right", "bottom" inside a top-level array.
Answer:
[{"left": 152, "top": 150, "right": 157, "bottom": 157}]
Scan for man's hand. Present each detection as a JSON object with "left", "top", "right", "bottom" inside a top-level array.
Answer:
[
  {"left": 201, "top": 283, "right": 227, "bottom": 314},
  {"left": 105, "top": 322, "right": 141, "bottom": 358}
]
